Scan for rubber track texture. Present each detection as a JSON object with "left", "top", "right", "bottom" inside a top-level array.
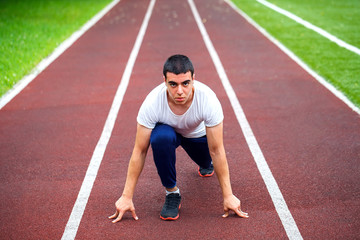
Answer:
[{"left": 1, "top": 0, "right": 359, "bottom": 239}]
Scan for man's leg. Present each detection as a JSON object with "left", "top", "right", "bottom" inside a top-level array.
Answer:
[
  {"left": 181, "top": 136, "right": 214, "bottom": 177},
  {"left": 150, "top": 124, "right": 181, "bottom": 220},
  {"left": 150, "top": 123, "right": 181, "bottom": 188}
]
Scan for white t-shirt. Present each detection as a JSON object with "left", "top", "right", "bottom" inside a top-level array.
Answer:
[{"left": 137, "top": 80, "right": 224, "bottom": 138}]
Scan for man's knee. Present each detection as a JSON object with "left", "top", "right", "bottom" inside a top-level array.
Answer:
[{"left": 150, "top": 124, "right": 178, "bottom": 147}]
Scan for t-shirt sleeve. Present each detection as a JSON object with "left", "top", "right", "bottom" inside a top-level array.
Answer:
[
  {"left": 203, "top": 92, "right": 224, "bottom": 127},
  {"left": 136, "top": 95, "right": 158, "bottom": 129}
]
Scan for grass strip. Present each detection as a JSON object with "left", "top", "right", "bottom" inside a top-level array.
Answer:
[
  {"left": 231, "top": 0, "right": 360, "bottom": 109},
  {"left": 0, "top": 0, "right": 112, "bottom": 97},
  {"left": 266, "top": 0, "right": 360, "bottom": 48}
]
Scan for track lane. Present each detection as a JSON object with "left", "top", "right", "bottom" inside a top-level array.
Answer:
[
  {"left": 61, "top": 0, "right": 156, "bottom": 238},
  {"left": 76, "top": 0, "right": 287, "bottom": 239},
  {"left": 195, "top": 0, "right": 360, "bottom": 239},
  {"left": 189, "top": 0, "right": 302, "bottom": 238},
  {"left": 0, "top": 1, "right": 148, "bottom": 239}
]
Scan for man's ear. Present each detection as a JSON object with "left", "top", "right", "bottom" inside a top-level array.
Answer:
[
  {"left": 163, "top": 75, "right": 167, "bottom": 84},
  {"left": 192, "top": 73, "right": 195, "bottom": 80}
]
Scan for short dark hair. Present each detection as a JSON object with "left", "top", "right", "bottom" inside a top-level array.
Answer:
[{"left": 163, "top": 54, "right": 194, "bottom": 79}]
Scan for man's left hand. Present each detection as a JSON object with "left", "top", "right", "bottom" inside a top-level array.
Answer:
[{"left": 222, "top": 194, "right": 249, "bottom": 218}]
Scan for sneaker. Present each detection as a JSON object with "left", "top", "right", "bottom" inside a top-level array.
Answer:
[
  {"left": 198, "top": 163, "right": 214, "bottom": 177},
  {"left": 160, "top": 193, "right": 181, "bottom": 220}
]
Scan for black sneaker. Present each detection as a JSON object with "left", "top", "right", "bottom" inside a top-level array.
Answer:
[
  {"left": 198, "top": 163, "right": 214, "bottom": 177},
  {"left": 160, "top": 193, "right": 181, "bottom": 220}
]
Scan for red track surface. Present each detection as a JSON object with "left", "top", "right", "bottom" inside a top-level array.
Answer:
[{"left": 1, "top": 0, "right": 359, "bottom": 239}]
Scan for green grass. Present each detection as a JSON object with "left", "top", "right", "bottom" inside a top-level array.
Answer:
[
  {"left": 0, "top": 0, "right": 112, "bottom": 97},
  {"left": 231, "top": 0, "right": 360, "bottom": 109},
  {"left": 268, "top": 0, "right": 360, "bottom": 48}
]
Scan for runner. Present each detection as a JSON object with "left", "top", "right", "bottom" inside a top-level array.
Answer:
[{"left": 109, "top": 54, "right": 249, "bottom": 221}]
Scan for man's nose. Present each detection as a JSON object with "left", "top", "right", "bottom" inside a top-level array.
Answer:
[{"left": 177, "top": 86, "right": 183, "bottom": 95}]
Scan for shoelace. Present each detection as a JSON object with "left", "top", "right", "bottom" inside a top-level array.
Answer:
[{"left": 164, "top": 194, "right": 180, "bottom": 209}]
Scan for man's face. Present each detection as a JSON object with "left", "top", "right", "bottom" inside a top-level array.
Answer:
[{"left": 165, "top": 71, "right": 194, "bottom": 106}]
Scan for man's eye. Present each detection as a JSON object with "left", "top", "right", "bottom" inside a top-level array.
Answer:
[
  {"left": 183, "top": 81, "right": 191, "bottom": 86},
  {"left": 170, "top": 83, "right": 177, "bottom": 87}
]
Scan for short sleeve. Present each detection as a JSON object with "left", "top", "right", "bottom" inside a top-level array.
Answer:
[
  {"left": 137, "top": 96, "right": 158, "bottom": 129},
  {"left": 203, "top": 93, "right": 224, "bottom": 127}
]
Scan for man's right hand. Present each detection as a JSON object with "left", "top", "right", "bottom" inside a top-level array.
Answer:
[{"left": 108, "top": 196, "right": 138, "bottom": 223}]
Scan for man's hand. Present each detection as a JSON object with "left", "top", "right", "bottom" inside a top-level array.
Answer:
[
  {"left": 109, "top": 196, "right": 138, "bottom": 223},
  {"left": 222, "top": 194, "right": 249, "bottom": 218}
]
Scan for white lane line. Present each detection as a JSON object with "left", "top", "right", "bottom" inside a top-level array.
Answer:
[
  {"left": 224, "top": 0, "right": 360, "bottom": 115},
  {"left": 0, "top": 0, "right": 120, "bottom": 110},
  {"left": 60, "top": 0, "right": 156, "bottom": 239},
  {"left": 188, "top": 0, "right": 303, "bottom": 239},
  {"left": 257, "top": 0, "right": 360, "bottom": 56}
]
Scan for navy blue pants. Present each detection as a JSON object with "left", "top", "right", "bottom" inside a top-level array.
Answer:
[{"left": 150, "top": 124, "right": 212, "bottom": 189}]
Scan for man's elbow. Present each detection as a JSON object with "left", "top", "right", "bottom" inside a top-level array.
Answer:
[{"left": 209, "top": 146, "right": 224, "bottom": 159}]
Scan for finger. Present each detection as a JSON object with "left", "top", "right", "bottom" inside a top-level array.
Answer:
[
  {"left": 235, "top": 208, "right": 249, "bottom": 218},
  {"left": 239, "top": 204, "right": 249, "bottom": 216},
  {"left": 112, "top": 211, "right": 125, "bottom": 223},
  {"left": 222, "top": 210, "right": 229, "bottom": 218},
  {"left": 131, "top": 209, "right": 139, "bottom": 221},
  {"left": 108, "top": 211, "right": 118, "bottom": 219}
]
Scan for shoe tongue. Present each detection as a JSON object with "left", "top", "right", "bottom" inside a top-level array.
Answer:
[
  {"left": 167, "top": 193, "right": 179, "bottom": 199},
  {"left": 166, "top": 195, "right": 179, "bottom": 208}
]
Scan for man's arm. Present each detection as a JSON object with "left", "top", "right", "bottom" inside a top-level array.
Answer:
[
  {"left": 206, "top": 122, "right": 249, "bottom": 218},
  {"left": 109, "top": 124, "right": 152, "bottom": 223}
]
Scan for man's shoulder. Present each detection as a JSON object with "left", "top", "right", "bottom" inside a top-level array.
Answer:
[{"left": 137, "top": 83, "right": 165, "bottom": 127}]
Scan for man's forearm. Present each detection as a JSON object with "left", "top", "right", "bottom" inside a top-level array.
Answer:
[
  {"left": 212, "top": 151, "right": 233, "bottom": 198},
  {"left": 122, "top": 124, "right": 151, "bottom": 198},
  {"left": 122, "top": 151, "right": 146, "bottom": 198}
]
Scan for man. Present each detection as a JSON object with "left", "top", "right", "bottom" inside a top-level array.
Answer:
[{"left": 109, "top": 54, "right": 248, "bottom": 222}]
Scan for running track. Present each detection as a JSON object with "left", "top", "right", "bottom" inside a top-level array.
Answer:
[{"left": 1, "top": 0, "right": 359, "bottom": 239}]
